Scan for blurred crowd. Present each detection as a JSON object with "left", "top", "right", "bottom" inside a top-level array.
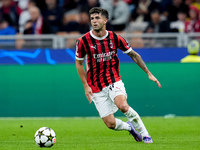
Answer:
[{"left": 1, "top": 0, "right": 200, "bottom": 36}]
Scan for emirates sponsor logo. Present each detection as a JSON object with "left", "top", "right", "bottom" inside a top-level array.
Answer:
[{"left": 93, "top": 51, "right": 115, "bottom": 62}]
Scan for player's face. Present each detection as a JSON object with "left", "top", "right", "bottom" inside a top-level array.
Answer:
[{"left": 90, "top": 13, "right": 107, "bottom": 32}]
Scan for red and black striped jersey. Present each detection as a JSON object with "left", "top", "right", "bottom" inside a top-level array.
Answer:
[{"left": 75, "top": 30, "right": 132, "bottom": 93}]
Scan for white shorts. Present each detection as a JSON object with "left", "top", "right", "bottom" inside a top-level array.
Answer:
[{"left": 92, "top": 80, "right": 127, "bottom": 118}]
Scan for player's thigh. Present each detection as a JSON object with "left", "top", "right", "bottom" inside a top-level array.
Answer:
[
  {"left": 109, "top": 80, "right": 127, "bottom": 100},
  {"left": 109, "top": 80, "right": 129, "bottom": 112},
  {"left": 92, "top": 90, "right": 118, "bottom": 118}
]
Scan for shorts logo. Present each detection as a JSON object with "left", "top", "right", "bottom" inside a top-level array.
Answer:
[{"left": 109, "top": 84, "right": 114, "bottom": 91}]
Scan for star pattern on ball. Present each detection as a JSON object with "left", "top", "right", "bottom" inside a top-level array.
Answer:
[
  {"left": 35, "top": 127, "right": 56, "bottom": 148},
  {"left": 39, "top": 140, "right": 45, "bottom": 147},
  {"left": 38, "top": 130, "right": 44, "bottom": 138}
]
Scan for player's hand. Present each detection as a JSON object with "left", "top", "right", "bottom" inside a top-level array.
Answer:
[
  {"left": 84, "top": 86, "right": 93, "bottom": 103},
  {"left": 148, "top": 74, "right": 162, "bottom": 88}
]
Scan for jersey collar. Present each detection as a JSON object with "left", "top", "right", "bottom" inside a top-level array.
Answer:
[{"left": 90, "top": 30, "right": 108, "bottom": 40}]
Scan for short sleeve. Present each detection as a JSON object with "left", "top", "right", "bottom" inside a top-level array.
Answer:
[
  {"left": 117, "top": 34, "right": 132, "bottom": 54},
  {"left": 75, "top": 39, "right": 86, "bottom": 60}
]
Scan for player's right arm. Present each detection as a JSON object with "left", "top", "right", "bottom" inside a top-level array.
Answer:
[
  {"left": 75, "top": 39, "right": 93, "bottom": 103},
  {"left": 75, "top": 59, "right": 93, "bottom": 103}
]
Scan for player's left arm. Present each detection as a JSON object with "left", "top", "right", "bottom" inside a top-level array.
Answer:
[{"left": 127, "top": 49, "right": 162, "bottom": 88}]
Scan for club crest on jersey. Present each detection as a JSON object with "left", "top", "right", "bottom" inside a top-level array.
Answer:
[{"left": 109, "top": 41, "right": 113, "bottom": 48}]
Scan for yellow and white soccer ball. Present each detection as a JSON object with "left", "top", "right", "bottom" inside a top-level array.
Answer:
[{"left": 34, "top": 127, "right": 56, "bottom": 147}]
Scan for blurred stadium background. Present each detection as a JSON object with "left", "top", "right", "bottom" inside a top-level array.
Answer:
[{"left": 0, "top": 0, "right": 200, "bottom": 118}]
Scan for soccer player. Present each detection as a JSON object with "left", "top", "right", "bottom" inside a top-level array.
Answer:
[{"left": 75, "top": 7, "right": 161, "bottom": 143}]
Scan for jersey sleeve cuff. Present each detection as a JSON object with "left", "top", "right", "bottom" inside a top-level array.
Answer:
[
  {"left": 75, "top": 56, "right": 84, "bottom": 60},
  {"left": 123, "top": 47, "right": 132, "bottom": 54}
]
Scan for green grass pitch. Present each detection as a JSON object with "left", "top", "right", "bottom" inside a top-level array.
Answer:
[{"left": 0, "top": 117, "right": 199, "bottom": 150}]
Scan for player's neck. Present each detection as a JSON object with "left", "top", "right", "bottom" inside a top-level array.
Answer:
[{"left": 92, "top": 29, "right": 107, "bottom": 38}]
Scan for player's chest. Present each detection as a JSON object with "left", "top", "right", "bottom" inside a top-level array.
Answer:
[
  {"left": 86, "top": 39, "right": 116, "bottom": 62},
  {"left": 87, "top": 39, "right": 116, "bottom": 55}
]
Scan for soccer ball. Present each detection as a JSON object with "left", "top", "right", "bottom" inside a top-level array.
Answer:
[{"left": 34, "top": 127, "right": 56, "bottom": 147}]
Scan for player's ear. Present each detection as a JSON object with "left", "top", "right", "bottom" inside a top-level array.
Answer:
[{"left": 104, "top": 18, "right": 108, "bottom": 24}]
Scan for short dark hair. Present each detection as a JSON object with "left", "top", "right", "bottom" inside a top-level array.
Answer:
[
  {"left": 151, "top": 9, "right": 161, "bottom": 15},
  {"left": 89, "top": 7, "right": 109, "bottom": 19}
]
